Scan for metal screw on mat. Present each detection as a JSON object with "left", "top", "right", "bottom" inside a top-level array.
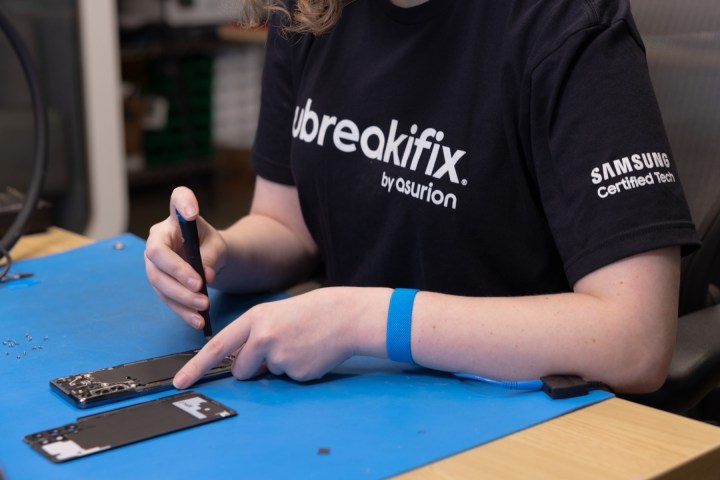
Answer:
[
  {"left": 112, "top": 242, "right": 125, "bottom": 251},
  {"left": 1, "top": 333, "right": 49, "bottom": 359}
]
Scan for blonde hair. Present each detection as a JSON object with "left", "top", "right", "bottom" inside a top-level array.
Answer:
[{"left": 238, "top": 0, "right": 346, "bottom": 36}]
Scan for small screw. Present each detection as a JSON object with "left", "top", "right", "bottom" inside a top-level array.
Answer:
[
  {"left": 112, "top": 242, "right": 125, "bottom": 251},
  {"left": 23, "top": 351, "right": 27, "bottom": 356},
  {"left": 44, "top": 336, "right": 49, "bottom": 341}
]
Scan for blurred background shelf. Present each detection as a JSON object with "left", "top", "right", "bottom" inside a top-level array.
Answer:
[
  {"left": 0, "top": 0, "right": 265, "bottom": 242},
  {"left": 116, "top": 1, "right": 267, "bottom": 237}
]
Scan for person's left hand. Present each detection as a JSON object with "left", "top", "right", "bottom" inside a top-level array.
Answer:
[{"left": 173, "top": 287, "right": 390, "bottom": 387}]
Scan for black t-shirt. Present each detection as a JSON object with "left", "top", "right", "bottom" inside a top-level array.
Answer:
[{"left": 251, "top": 0, "right": 699, "bottom": 297}]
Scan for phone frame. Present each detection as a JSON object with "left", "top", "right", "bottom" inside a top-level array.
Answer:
[{"left": 49, "top": 349, "right": 233, "bottom": 408}]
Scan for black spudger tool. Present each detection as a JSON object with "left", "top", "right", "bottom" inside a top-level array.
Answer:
[{"left": 176, "top": 210, "right": 213, "bottom": 338}]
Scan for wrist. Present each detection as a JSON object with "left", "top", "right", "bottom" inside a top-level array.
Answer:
[
  {"left": 341, "top": 287, "right": 392, "bottom": 358},
  {"left": 211, "top": 229, "right": 230, "bottom": 279}
]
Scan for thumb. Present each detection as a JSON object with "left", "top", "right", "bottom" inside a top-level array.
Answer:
[{"left": 170, "top": 186, "right": 200, "bottom": 221}]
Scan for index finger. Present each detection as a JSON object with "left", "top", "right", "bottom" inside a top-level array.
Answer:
[{"left": 173, "top": 318, "right": 250, "bottom": 389}]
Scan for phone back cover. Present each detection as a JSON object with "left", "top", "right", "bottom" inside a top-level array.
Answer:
[{"left": 23, "top": 391, "right": 236, "bottom": 463}]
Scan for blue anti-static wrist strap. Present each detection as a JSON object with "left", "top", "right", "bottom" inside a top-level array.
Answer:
[{"left": 386, "top": 288, "right": 420, "bottom": 364}]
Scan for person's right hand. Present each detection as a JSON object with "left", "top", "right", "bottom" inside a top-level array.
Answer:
[{"left": 144, "top": 186, "right": 227, "bottom": 331}]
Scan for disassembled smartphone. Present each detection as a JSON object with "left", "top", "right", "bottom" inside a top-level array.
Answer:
[
  {"left": 24, "top": 391, "right": 236, "bottom": 463},
  {"left": 50, "top": 349, "right": 234, "bottom": 408}
]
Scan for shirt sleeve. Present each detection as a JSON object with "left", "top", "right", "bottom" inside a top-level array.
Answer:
[
  {"left": 250, "top": 16, "right": 297, "bottom": 186},
  {"left": 528, "top": 17, "right": 700, "bottom": 285}
]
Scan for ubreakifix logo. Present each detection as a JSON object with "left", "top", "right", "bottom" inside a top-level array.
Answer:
[{"left": 292, "top": 98, "right": 467, "bottom": 210}]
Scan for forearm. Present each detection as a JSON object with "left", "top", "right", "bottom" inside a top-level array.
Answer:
[
  {"left": 209, "top": 176, "right": 320, "bottom": 293},
  {"left": 353, "top": 248, "right": 680, "bottom": 393},
  {"left": 210, "top": 214, "right": 319, "bottom": 293},
  {"left": 353, "top": 290, "right": 672, "bottom": 393},
  {"left": 412, "top": 292, "right": 669, "bottom": 391}
]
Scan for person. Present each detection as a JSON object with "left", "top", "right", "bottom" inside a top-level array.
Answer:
[{"left": 145, "top": 0, "right": 700, "bottom": 394}]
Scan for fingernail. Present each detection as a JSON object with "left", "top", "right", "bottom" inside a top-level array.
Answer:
[
  {"left": 174, "top": 371, "right": 189, "bottom": 389},
  {"left": 194, "top": 297, "right": 208, "bottom": 310},
  {"left": 183, "top": 206, "right": 197, "bottom": 219},
  {"left": 186, "top": 277, "right": 200, "bottom": 290},
  {"left": 191, "top": 315, "right": 203, "bottom": 329}
]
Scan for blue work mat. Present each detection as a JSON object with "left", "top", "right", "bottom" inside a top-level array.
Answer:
[{"left": 0, "top": 234, "right": 612, "bottom": 479}]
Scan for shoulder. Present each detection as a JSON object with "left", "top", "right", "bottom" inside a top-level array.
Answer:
[
  {"left": 264, "top": 2, "right": 315, "bottom": 64},
  {"left": 512, "top": 0, "right": 635, "bottom": 48},
  {"left": 508, "top": 0, "right": 635, "bottom": 30},
  {"left": 504, "top": 0, "right": 643, "bottom": 66}
]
